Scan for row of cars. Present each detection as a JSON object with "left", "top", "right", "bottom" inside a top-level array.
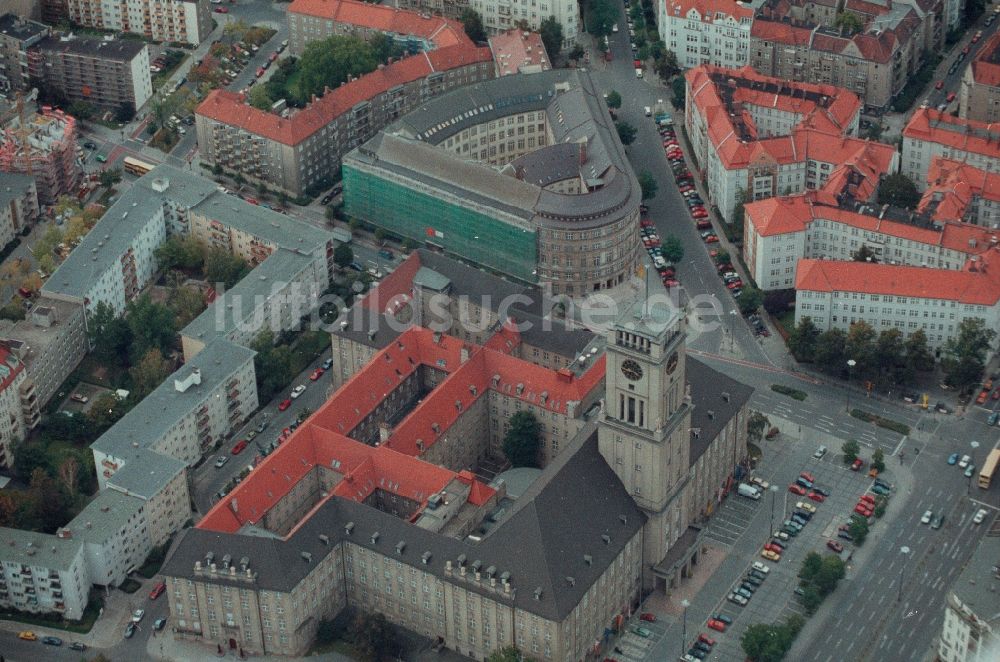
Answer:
[
  {"left": 946, "top": 451, "right": 978, "bottom": 478},
  {"left": 662, "top": 125, "right": 717, "bottom": 244},
  {"left": 254, "top": 41, "right": 287, "bottom": 79},
  {"left": 727, "top": 560, "right": 772, "bottom": 606}
]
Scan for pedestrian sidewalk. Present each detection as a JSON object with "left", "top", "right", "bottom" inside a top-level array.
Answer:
[
  {"left": 146, "top": 633, "right": 358, "bottom": 662},
  {"left": 0, "top": 576, "right": 148, "bottom": 649}
]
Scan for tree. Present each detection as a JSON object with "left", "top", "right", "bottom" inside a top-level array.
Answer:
[
  {"left": 852, "top": 243, "right": 878, "bottom": 262},
  {"left": 87, "top": 394, "right": 126, "bottom": 431},
  {"left": 168, "top": 285, "right": 207, "bottom": 327},
  {"left": 374, "top": 227, "right": 388, "bottom": 244},
  {"left": 849, "top": 516, "right": 869, "bottom": 545},
  {"left": 731, "top": 188, "right": 750, "bottom": 230},
  {"left": 126, "top": 293, "right": 176, "bottom": 362},
  {"left": 13, "top": 443, "right": 51, "bottom": 480},
  {"left": 248, "top": 85, "right": 273, "bottom": 111},
  {"left": 813, "top": 328, "right": 847, "bottom": 375},
  {"left": 333, "top": 243, "right": 354, "bottom": 269},
  {"left": 568, "top": 44, "right": 585, "bottom": 61},
  {"left": 798, "top": 551, "right": 823, "bottom": 581},
  {"left": 87, "top": 301, "right": 133, "bottom": 366},
  {"left": 904, "top": 329, "right": 935, "bottom": 372},
  {"left": 872, "top": 448, "right": 885, "bottom": 473},
  {"left": 503, "top": 411, "right": 542, "bottom": 468},
  {"left": 155, "top": 235, "right": 205, "bottom": 272},
  {"left": 800, "top": 585, "right": 823, "bottom": 614},
  {"left": 741, "top": 622, "right": 794, "bottom": 662},
  {"left": 98, "top": 168, "right": 122, "bottom": 189},
  {"left": 539, "top": 16, "right": 564, "bottom": 60},
  {"left": 877, "top": 173, "right": 920, "bottom": 210},
  {"left": 130, "top": 348, "right": 172, "bottom": 398},
  {"left": 27, "top": 468, "right": 70, "bottom": 533},
  {"left": 653, "top": 50, "right": 680, "bottom": 81},
  {"left": 874, "top": 328, "right": 910, "bottom": 386},
  {"left": 68, "top": 100, "right": 95, "bottom": 119},
  {"left": 638, "top": 170, "right": 658, "bottom": 200},
  {"left": 661, "top": 235, "right": 684, "bottom": 263},
  {"left": 788, "top": 317, "right": 820, "bottom": 361},
  {"left": 671, "top": 76, "right": 686, "bottom": 109},
  {"left": 459, "top": 9, "right": 487, "bottom": 43},
  {"left": 57, "top": 455, "right": 80, "bottom": 499},
  {"left": 116, "top": 103, "right": 135, "bottom": 123},
  {"left": 814, "top": 554, "right": 846, "bottom": 595},
  {"left": 616, "top": 121, "right": 637, "bottom": 145},
  {"left": 845, "top": 321, "right": 877, "bottom": 379},
  {"left": 942, "top": 318, "right": 996, "bottom": 389},
  {"left": 738, "top": 285, "right": 763, "bottom": 315},
  {"left": 605, "top": 91, "right": 622, "bottom": 109},
  {"left": 763, "top": 289, "right": 796, "bottom": 315},
  {"left": 488, "top": 647, "right": 539, "bottom": 662},
  {"left": 584, "top": 0, "right": 618, "bottom": 37},
  {"left": 204, "top": 246, "right": 250, "bottom": 288},
  {"left": 747, "top": 411, "right": 770, "bottom": 444},
  {"left": 842, "top": 439, "right": 860, "bottom": 464},
  {"left": 349, "top": 611, "right": 397, "bottom": 662},
  {"left": 834, "top": 11, "right": 865, "bottom": 35},
  {"left": 0, "top": 301, "right": 25, "bottom": 321}
]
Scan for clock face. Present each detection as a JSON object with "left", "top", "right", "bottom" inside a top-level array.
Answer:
[
  {"left": 621, "top": 359, "right": 643, "bottom": 381},
  {"left": 666, "top": 352, "right": 679, "bottom": 375}
]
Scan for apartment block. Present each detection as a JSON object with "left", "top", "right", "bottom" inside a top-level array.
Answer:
[
  {"left": 65, "top": 0, "right": 212, "bottom": 46},
  {"left": 0, "top": 12, "right": 47, "bottom": 93},
  {"left": 658, "top": 0, "right": 754, "bottom": 69},
  {"left": 902, "top": 108, "right": 1000, "bottom": 191},
  {"left": 0, "top": 105, "right": 81, "bottom": 204},
  {"left": 0, "top": 343, "right": 30, "bottom": 468},
  {"left": 0, "top": 171, "right": 38, "bottom": 247},
  {"left": 685, "top": 64, "right": 897, "bottom": 223},
  {"left": 196, "top": 0, "right": 494, "bottom": 197},
  {"left": 29, "top": 34, "right": 152, "bottom": 113},
  {"left": 0, "top": 527, "right": 90, "bottom": 620},
  {"left": 0, "top": 296, "right": 88, "bottom": 410},
  {"left": 105, "top": 448, "right": 190, "bottom": 547},
  {"left": 468, "top": 0, "right": 580, "bottom": 45},
  {"left": 919, "top": 157, "right": 1000, "bottom": 229},
  {"left": 960, "top": 32, "right": 1000, "bottom": 124},
  {"left": 937, "top": 535, "right": 1000, "bottom": 662},
  {"left": 749, "top": 0, "right": 945, "bottom": 111},
  {"left": 91, "top": 337, "right": 258, "bottom": 483}
]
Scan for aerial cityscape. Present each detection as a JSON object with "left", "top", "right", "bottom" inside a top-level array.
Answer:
[{"left": 0, "top": 0, "right": 998, "bottom": 661}]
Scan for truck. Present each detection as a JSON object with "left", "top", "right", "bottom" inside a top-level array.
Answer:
[{"left": 737, "top": 483, "right": 761, "bottom": 500}]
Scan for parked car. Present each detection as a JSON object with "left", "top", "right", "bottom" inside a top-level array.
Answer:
[
  {"left": 728, "top": 592, "right": 748, "bottom": 606},
  {"left": 154, "top": 618, "right": 167, "bottom": 631},
  {"left": 921, "top": 510, "right": 933, "bottom": 524},
  {"left": 851, "top": 458, "right": 864, "bottom": 471},
  {"left": 70, "top": 642, "right": 87, "bottom": 651},
  {"left": 761, "top": 549, "right": 781, "bottom": 562},
  {"left": 231, "top": 439, "right": 248, "bottom": 455},
  {"left": 214, "top": 455, "right": 229, "bottom": 468},
  {"left": 291, "top": 384, "right": 306, "bottom": 399},
  {"left": 789, "top": 484, "right": 807, "bottom": 496},
  {"left": 18, "top": 631, "right": 37, "bottom": 641},
  {"left": 827, "top": 540, "right": 844, "bottom": 553},
  {"left": 837, "top": 530, "right": 854, "bottom": 542},
  {"left": 808, "top": 491, "right": 826, "bottom": 503},
  {"left": 149, "top": 581, "right": 166, "bottom": 600},
  {"left": 959, "top": 455, "right": 971, "bottom": 469},
  {"left": 965, "top": 464, "right": 976, "bottom": 478},
  {"left": 707, "top": 618, "right": 727, "bottom": 632},
  {"left": 42, "top": 636, "right": 62, "bottom": 646},
  {"left": 814, "top": 445, "right": 827, "bottom": 459},
  {"left": 124, "top": 622, "right": 136, "bottom": 639},
  {"left": 797, "top": 501, "right": 817, "bottom": 514},
  {"left": 973, "top": 508, "right": 988, "bottom": 524},
  {"left": 132, "top": 609, "right": 145, "bottom": 623},
  {"left": 309, "top": 368, "right": 324, "bottom": 381}
]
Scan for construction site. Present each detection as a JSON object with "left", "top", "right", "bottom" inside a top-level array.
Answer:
[{"left": 0, "top": 94, "right": 82, "bottom": 204}]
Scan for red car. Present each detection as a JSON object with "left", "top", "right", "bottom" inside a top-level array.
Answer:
[
  {"left": 935, "top": 81, "right": 944, "bottom": 90},
  {"left": 214, "top": 5, "right": 228, "bottom": 12},
  {"left": 698, "top": 633, "right": 716, "bottom": 647},
  {"left": 807, "top": 491, "right": 825, "bottom": 502},
  {"left": 692, "top": 209, "right": 708, "bottom": 219},
  {"left": 707, "top": 618, "right": 727, "bottom": 632},
  {"left": 640, "top": 219, "right": 654, "bottom": 228},
  {"left": 640, "top": 612, "right": 657, "bottom": 622},
  {"left": 664, "top": 279, "right": 680, "bottom": 288},
  {"left": 256, "top": 66, "right": 265, "bottom": 77},
  {"left": 992, "top": 387, "right": 1000, "bottom": 400},
  {"left": 800, "top": 471, "right": 815, "bottom": 483},
  {"left": 149, "top": 582, "right": 166, "bottom": 600},
  {"left": 947, "top": 92, "right": 956, "bottom": 103},
  {"left": 309, "top": 368, "right": 324, "bottom": 381},
  {"left": 860, "top": 494, "right": 875, "bottom": 505},
  {"left": 696, "top": 221, "right": 712, "bottom": 230},
  {"left": 269, "top": 51, "right": 279, "bottom": 62},
  {"left": 963, "top": 45, "right": 971, "bottom": 54},
  {"left": 826, "top": 540, "right": 844, "bottom": 553},
  {"left": 231, "top": 439, "right": 248, "bottom": 455},
  {"left": 851, "top": 458, "right": 864, "bottom": 471},
  {"left": 726, "top": 280, "right": 743, "bottom": 290},
  {"left": 278, "top": 398, "right": 292, "bottom": 411},
  {"left": 764, "top": 543, "right": 782, "bottom": 553},
  {"left": 854, "top": 504, "right": 873, "bottom": 517},
  {"left": 789, "top": 484, "right": 807, "bottom": 495},
  {"left": 703, "top": 235, "right": 719, "bottom": 244}
]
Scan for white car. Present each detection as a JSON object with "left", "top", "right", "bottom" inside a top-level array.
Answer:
[
  {"left": 751, "top": 477, "right": 771, "bottom": 490},
  {"left": 290, "top": 385, "right": 306, "bottom": 399},
  {"left": 814, "top": 445, "right": 827, "bottom": 459},
  {"left": 751, "top": 561, "right": 770, "bottom": 575},
  {"left": 958, "top": 455, "right": 971, "bottom": 469},
  {"left": 132, "top": 609, "right": 145, "bottom": 623},
  {"left": 973, "top": 508, "right": 988, "bottom": 525},
  {"left": 796, "top": 501, "right": 817, "bottom": 514},
  {"left": 921, "top": 510, "right": 933, "bottom": 525}
]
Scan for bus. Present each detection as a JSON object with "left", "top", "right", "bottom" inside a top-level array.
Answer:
[
  {"left": 979, "top": 448, "right": 1000, "bottom": 489},
  {"left": 122, "top": 156, "right": 156, "bottom": 177}
]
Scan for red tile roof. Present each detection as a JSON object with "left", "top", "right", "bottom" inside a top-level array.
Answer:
[
  {"left": 489, "top": 30, "right": 552, "bottom": 76},
  {"left": 919, "top": 156, "right": 1000, "bottom": 222},
  {"left": 795, "top": 257, "right": 1000, "bottom": 305},
  {"left": 665, "top": 0, "right": 754, "bottom": 20},
  {"left": 970, "top": 32, "right": 1000, "bottom": 88},
  {"left": 288, "top": 0, "right": 468, "bottom": 46},
  {"left": 844, "top": 0, "right": 890, "bottom": 16},
  {"left": 750, "top": 18, "right": 813, "bottom": 45},
  {"left": 358, "top": 250, "right": 423, "bottom": 312},
  {"left": 196, "top": 41, "right": 492, "bottom": 146},
  {"left": 903, "top": 108, "right": 1000, "bottom": 159}
]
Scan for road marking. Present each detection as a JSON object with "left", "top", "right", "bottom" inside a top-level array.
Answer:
[
  {"left": 951, "top": 546, "right": 961, "bottom": 560},
  {"left": 878, "top": 593, "right": 886, "bottom": 605}
]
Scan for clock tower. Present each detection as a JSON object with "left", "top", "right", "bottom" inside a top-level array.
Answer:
[{"left": 598, "top": 296, "right": 691, "bottom": 587}]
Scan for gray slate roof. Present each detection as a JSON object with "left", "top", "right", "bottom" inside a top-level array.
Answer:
[
  {"left": 37, "top": 34, "right": 147, "bottom": 61},
  {"left": 0, "top": 172, "right": 36, "bottom": 206},
  {"left": 0, "top": 13, "right": 47, "bottom": 42},
  {"left": 950, "top": 531, "right": 1000, "bottom": 621},
  {"left": 161, "top": 428, "right": 645, "bottom": 621},
  {"left": 0, "top": 527, "right": 83, "bottom": 571},
  {"left": 687, "top": 358, "right": 754, "bottom": 466},
  {"left": 106, "top": 448, "right": 187, "bottom": 500},
  {"left": 91, "top": 338, "right": 256, "bottom": 459},
  {"left": 69, "top": 489, "right": 143, "bottom": 544}
]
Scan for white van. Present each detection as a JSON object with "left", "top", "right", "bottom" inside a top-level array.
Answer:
[
  {"left": 635, "top": 68, "right": 643, "bottom": 79},
  {"left": 612, "top": 23, "right": 619, "bottom": 33}
]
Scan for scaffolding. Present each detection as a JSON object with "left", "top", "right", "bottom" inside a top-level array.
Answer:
[{"left": 0, "top": 103, "right": 82, "bottom": 204}]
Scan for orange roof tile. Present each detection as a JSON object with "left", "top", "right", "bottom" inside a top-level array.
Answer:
[
  {"left": 903, "top": 108, "right": 1000, "bottom": 159},
  {"left": 795, "top": 257, "right": 1000, "bottom": 305},
  {"left": 196, "top": 42, "right": 491, "bottom": 146},
  {"left": 920, "top": 157, "right": 1000, "bottom": 222},
  {"left": 970, "top": 33, "right": 1000, "bottom": 87},
  {"left": 665, "top": 0, "right": 754, "bottom": 20},
  {"left": 489, "top": 30, "right": 551, "bottom": 76},
  {"left": 750, "top": 18, "right": 813, "bottom": 45}
]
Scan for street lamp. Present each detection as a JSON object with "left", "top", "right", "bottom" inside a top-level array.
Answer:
[
  {"left": 846, "top": 359, "right": 857, "bottom": 412},
  {"left": 680, "top": 599, "right": 690, "bottom": 654},
  {"left": 728, "top": 309, "right": 737, "bottom": 353},
  {"left": 897, "top": 546, "right": 911, "bottom": 603},
  {"left": 769, "top": 485, "right": 780, "bottom": 534}
]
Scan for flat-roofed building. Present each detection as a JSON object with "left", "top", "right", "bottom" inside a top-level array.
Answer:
[
  {"left": 937, "top": 534, "right": 1000, "bottom": 661},
  {"left": 0, "top": 526, "right": 89, "bottom": 620},
  {"left": 0, "top": 12, "right": 47, "bottom": 93},
  {"left": 64, "top": 0, "right": 211, "bottom": 46}
]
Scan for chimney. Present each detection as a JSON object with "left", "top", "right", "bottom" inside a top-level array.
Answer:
[{"left": 345, "top": 522, "right": 354, "bottom": 534}]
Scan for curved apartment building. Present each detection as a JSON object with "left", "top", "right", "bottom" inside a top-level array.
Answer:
[{"left": 342, "top": 69, "right": 642, "bottom": 296}]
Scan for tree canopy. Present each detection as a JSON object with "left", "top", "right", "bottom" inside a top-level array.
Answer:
[
  {"left": 737, "top": 285, "right": 763, "bottom": 315},
  {"left": 585, "top": 0, "right": 618, "bottom": 37},
  {"left": 616, "top": 121, "right": 637, "bottom": 145},
  {"left": 877, "top": 173, "right": 920, "bottom": 210},
  {"left": 126, "top": 293, "right": 176, "bottom": 363},
  {"left": 460, "top": 9, "right": 487, "bottom": 43},
  {"left": 539, "top": 16, "right": 564, "bottom": 61},
  {"left": 503, "top": 411, "right": 542, "bottom": 468},
  {"left": 661, "top": 235, "right": 684, "bottom": 263},
  {"left": 638, "top": 170, "right": 658, "bottom": 200},
  {"left": 334, "top": 243, "right": 354, "bottom": 269},
  {"left": 605, "top": 90, "right": 622, "bottom": 109},
  {"left": 942, "top": 318, "right": 996, "bottom": 389}
]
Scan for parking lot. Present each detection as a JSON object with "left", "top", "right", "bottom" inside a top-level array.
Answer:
[{"left": 613, "top": 617, "right": 668, "bottom": 662}]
